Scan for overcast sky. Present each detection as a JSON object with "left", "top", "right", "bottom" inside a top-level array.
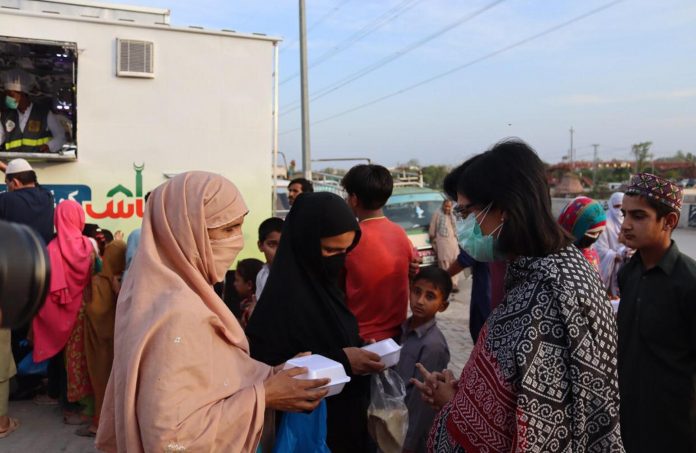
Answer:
[{"left": 123, "top": 0, "right": 696, "bottom": 167}]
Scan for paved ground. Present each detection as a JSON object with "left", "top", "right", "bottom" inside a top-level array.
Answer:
[
  {"left": 1, "top": 401, "right": 99, "bottom": 452},
  {"left": 673, "top": 228, "right": 696, "bottom": 258}
]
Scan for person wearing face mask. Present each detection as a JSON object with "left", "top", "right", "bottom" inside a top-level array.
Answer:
[
  {"left": 557, "top": 196, "right": 607, "bottom": 272},
  {"left": 247, "top": 192, "right": 385, "bottom": 453},
  {"left": 412, "top": 140, "right": 623, "bottom": 452},
  {"left": 0, "top": 70, "right": 66, "bottom": 153},
  {"left": 96, "top": 172, "right": 331, "bottom": 453},
  {"left": 595, "top": 192, "right": 631, "bottom": 298}
]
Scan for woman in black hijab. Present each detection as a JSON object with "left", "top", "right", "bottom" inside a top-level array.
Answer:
[{"left": 247, "top": 192, "right": 383, "bottom": 452}]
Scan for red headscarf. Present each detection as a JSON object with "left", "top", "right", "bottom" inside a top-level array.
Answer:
[{"left": 33, "top": 200, "right": 93, "bottom": 362}]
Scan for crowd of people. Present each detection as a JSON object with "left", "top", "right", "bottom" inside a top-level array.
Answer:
[{"left": 0, "top": 137, "right": 693, "bottom": 453}]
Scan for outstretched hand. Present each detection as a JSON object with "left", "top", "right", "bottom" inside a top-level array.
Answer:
[
  {"left": 410, "top": 363, "right": 457, "bottom": 410},
  {"left": 344, "top": 347, "right": 384, "bottom": 375}
]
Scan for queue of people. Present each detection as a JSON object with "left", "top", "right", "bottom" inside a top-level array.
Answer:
[{"left": 0, "top": 136, "right": 694, "bottom": 453}]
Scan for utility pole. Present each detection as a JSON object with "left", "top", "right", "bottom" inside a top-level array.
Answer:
[
  {"left": 299, "top": 0, "right": 312, "bottom": 180},
  {"left": 569, "top": 127, "right": 575, "bottom": 172},
  {"left": 592, "top": 144, "right": 599, "bottom": 192}
]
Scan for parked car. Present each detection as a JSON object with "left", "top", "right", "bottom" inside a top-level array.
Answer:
[{"left": 383, "top": 187, "right": 446, "bottom": 266}]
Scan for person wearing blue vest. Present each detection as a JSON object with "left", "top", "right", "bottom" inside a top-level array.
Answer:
[{"left": 1, "top": 70, "right": 66, "bottom": 154}]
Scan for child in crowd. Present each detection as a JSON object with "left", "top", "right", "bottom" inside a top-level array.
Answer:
[
  {"left": 396, "top": 266, "right": 451, "bottom": 453},
  {"left": 255, "top": 217, "right": 283, "bottom": 299},
  {"left": 617, "top": 173, "right": 696, "bottom": 452},
  {"left": 234, "top": 258, "right": 264, "bottom": 329},
  {"left": 342, "top": 164, "right": 415, "bottom": 341}
]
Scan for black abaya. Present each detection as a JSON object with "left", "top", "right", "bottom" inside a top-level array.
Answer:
[{"left": 246, "top": 192, "right": 369, "bottom": 452}]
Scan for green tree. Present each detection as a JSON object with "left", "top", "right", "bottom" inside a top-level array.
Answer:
[
  {"left": 631, "top": 141, "right": 653, "bottom": 172},
  {"left": 421, "top": 165, "right": 450, "bottom": 190}
]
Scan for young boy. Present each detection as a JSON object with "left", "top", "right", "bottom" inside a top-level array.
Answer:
[
  {"left": 396, "top": 266, "right": 451, "bottom": 453},
  {"left": 341, "top": 164, "right": 415, "bottom": 341},
  {"left": 233, "top": 258, "right": 264, "bottom": 329},
  {"left": 617, "top": 173, "right": 696, "bottom": 453},
  {"left": 255, "top": 217, "right": 283, "bottom": 299}
]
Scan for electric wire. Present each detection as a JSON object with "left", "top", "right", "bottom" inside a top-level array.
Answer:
[
  {"left": 279, "top": 0, "right": 624, "bottom": 136},
  {"left": 280, "top": 0, "right": 506, "bottom": 115}
]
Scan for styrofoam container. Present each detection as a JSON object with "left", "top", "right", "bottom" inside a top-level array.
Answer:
[
  {"left": 362, "top": 338, "right": 402, "bottom": 368},
  {"left": 283, "top": 354, "right": 351, "bottom": 397}
]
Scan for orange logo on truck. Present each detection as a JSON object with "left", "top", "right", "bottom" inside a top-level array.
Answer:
[{"left": 84, "top": 163, "right": 146, "bottom": 219}]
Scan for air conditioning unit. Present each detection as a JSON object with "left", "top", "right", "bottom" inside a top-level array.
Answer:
[{"left": 116, "top": 39, "right": 154, "bottom": 78}]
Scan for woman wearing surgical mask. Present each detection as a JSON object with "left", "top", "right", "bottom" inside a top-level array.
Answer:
[
  {"left": 413, "top": 140, "right": 623, "bottom": 452},
  {"left": 96, "top": 172, "right": 330, "bottom": 453},
  {"left": 247, "top": 192, "right": 384, "bottom": 453},
  {"left": 595, "top": 192, "right": 630, "bottom": 298}
]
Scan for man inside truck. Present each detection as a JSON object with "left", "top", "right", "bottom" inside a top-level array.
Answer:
[{"left": 0, "top": 70, "right": 66, "bottom": 154}]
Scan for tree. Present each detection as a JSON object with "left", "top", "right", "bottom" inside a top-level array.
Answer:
[
  {"left": 631, "top": 141, "right": 653, "bottom": 173},
  {"left": 421, "top": 165, "right": 450, "bottom": 190}
]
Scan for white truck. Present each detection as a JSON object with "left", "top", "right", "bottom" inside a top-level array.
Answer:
[{"left": 0, "top": 0, "right": 280, "bottom": 259}]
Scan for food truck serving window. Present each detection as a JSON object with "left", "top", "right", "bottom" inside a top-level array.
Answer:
[{"left": 0, "top": 36, "right": 77, "bottom": 162}]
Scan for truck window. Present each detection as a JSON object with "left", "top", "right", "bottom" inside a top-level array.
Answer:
[{"left": 0, "top": 36, "right": 77, "bottom": 161}]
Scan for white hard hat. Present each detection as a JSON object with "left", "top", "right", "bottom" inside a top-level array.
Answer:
[
  {"left": 6, "top": 158, "right": 33, "bottom": 175},
  {"left": 3, "top": 69, "right": 34, "bottom": 93}
]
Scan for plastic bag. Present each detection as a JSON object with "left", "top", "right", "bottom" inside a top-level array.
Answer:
[
  {"left": 368, "top": 369, "right": 409, "bottom": 453},
  {"left": 272, "top": 400, "right": 331, "bottom": 453},
  {"left": 17, "top": 351, "right": 48, "bottom": 376}
]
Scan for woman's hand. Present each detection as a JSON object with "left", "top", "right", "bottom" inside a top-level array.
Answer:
[
  {"left": 263, "top": 367, "right": 329, "bottom": 412},
  {"left": 411, "top": 363, "right": 456, "bottom": 410},
  {"left": 344, "top": 347, "right": 384, "bottom": 375}
]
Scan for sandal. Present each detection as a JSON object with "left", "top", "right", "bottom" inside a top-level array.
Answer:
[
  {"left": 0, "top": 417, "right": 19, "bottom": 439},
  {"left": 75, "top": 425, "right": 97, "bottom": 437}
]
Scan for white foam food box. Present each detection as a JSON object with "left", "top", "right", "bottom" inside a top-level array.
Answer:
[
  {"left": 361, "top": 338, "right": 402, "bottom": 369},
  {"left": 283, "top": 354, "right": 351, "bottom": 397}
]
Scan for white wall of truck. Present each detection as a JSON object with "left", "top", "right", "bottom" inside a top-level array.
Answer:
[{"left": 0, "top": 2, "right": 279, "bottom": 259}]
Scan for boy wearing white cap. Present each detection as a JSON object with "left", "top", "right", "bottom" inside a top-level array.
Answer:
[{"left": 1, "top": 69, "right": 66, "bottom": 153}]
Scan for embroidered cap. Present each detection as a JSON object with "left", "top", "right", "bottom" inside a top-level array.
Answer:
[
  {"left": 6, "top": 158, "right": 33, "bottom": 175},
  {"left": 626, "top": 173, "right": 683, "bottom": 211}
]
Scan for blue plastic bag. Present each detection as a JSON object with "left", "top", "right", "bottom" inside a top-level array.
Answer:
[
  {"left": 272, "top": 400, "right": 331, "bottom": 453},
  {"left": 17, "top": 351, "right": 48, "bottom": 376}
]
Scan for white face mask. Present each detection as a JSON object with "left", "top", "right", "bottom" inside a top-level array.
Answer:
[{"left": 209, "top": 235, "right": 244, "bottom": 283}]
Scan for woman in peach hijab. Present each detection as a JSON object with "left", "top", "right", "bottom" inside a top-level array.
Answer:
[{"left": 96, "top": 172, "right": 329, "bottom": 453}]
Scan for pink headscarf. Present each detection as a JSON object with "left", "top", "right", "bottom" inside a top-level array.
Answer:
[
  {"left": 33, "top": 200, "right": 93, "bottom": 362},
  {"left": 96, "top": 172, "right": 272, "bottom": 453}
]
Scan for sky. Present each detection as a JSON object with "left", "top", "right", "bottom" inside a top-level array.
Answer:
[{"left": 122, "top": 0, "right": 696, "bottom": 167}]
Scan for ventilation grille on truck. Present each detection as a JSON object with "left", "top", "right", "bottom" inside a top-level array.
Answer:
[{"left": 116, "top": 39, "right": 154, "bottom": 78}]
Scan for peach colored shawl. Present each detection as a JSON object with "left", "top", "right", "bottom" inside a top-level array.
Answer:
[{"left": 96, "top": 172, "right": 272, "bottom": 453}]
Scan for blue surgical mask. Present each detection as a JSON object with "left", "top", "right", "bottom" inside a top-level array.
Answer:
[
  {"left": 4, "top": 96, "right": 18, "bottom": 110},
  {"left": 456, "top": 202, "right": 504, "bottom": 262}
]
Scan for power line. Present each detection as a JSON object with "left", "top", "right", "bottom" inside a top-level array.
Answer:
[
  {"left": 279, "top": 0, "right": 624, "bottom": 136},
  {"left": 308, "top": 0, "right": 353, "bottom": 33},
  {"left": 280, "top": 0, "right": 422, "bottom": 85},
  {"left": 280, "top": 0, "right": 506, "bottom": 115},
  {"left": 283, "top": 0, "right": 353, "bottom": 50}
]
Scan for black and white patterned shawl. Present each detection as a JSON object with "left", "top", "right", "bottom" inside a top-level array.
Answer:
[{"left": 429, "top": 246, "right": 624, "bottom": 452}]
